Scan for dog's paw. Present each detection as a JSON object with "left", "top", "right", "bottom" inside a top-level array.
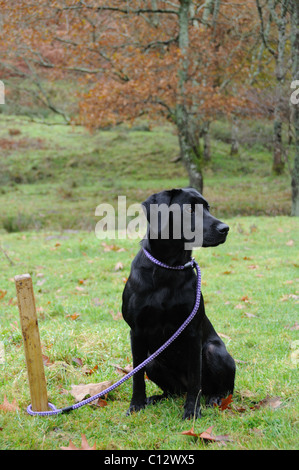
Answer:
[
  {"left": 126, "top": 401, "right": 146, "bottom": 416},
  {"left": 205, "top": 396, "right": 223, "bottom": 407},
  {"left": 146, "top": 393, "right": 168, "bottom": 405},
  {"left": 182, "top": 407, "right": 201, "bottom": 420}
]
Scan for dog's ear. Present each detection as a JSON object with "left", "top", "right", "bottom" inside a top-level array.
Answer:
[{"left": 141, "top": 193, "right": 157, "bottom": 223}]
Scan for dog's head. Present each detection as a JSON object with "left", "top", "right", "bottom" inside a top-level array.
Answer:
[{"left": 142, "top": 188, "right": 229, "bottom": 249}]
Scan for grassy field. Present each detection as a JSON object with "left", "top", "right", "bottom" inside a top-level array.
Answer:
[{"left": 0, "top": 117, "right": 298, "bottom": 450}]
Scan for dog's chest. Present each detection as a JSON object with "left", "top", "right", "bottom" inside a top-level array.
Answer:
[{"left": 137, "top": 282, "right": 195, "bottom": 330}]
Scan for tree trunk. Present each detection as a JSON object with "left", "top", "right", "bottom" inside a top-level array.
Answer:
[
  {"left": 230, "top": 116, "right": 239, "bottom": 156},
  {"left": 291, "top": 0, "right": 299, "bottom": 216},
  {"left": 292, "top": 106, "right": 299, "bottom": 216},
  {"left": 178, "top": 129, "right": 203, "bottom": 192},
  {"left": 271, "top": 1, "right": 287, "bottom": 175},
  {"left": 202, "top": 121, "right": 211, "bottom": 162},
  {"left": 176, "top": 0, "right": 203, "bottom": 193},
  {"left": 273, "top": 115, "right": 284, "bottom": 174}
]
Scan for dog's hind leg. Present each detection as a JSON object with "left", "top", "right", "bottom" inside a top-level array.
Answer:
[
  {"left": 202, "top": 339, "right": 235, "bottom": 406},
  {"left": 145, "top": 359, "right": 186, "bottom": 399}
]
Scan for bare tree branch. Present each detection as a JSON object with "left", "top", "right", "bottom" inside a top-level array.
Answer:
[{"left": 256, "top": 0, "right": 277, "bottom": 57}]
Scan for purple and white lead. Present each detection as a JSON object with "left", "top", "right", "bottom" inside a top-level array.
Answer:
[{"left": 26, "top": 248, "right": 201, "bottom": 417}]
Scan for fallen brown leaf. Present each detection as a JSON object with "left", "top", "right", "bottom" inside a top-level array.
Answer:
[
  {"left": 109, "top": 310, "right": 122, "bottom": 320},
  {"left": 182, "top": 425, "right": 232, "bottom": 444},
  {"left": 114, "top": 262, "right": 124, "bottom": 271},
  {"left": 0, "top": 290, "right": 7, "bottom": 300},
  {"left": 243, "top": 312, "right": 256, "bottom": 318},
  {"left": 199, "top": 426, "right": 231, "bottom": 443},
  {"left": 217, "top": 394, "right": 233, "bottom": 411},
  {"left": 84, "top": 364, "right": 99, "bottom": 376},
  {"left": 102, "top": 242, "right": 125, "bottom": 252},
  {"left": 92, "top": 398, "right": 108, "bottom": 408},
  {"left": 113, "top": 364, "right": 133, "bottom": 376},
  {"left": 218, "top": 332, "right": 232, "bottom": 340},
  {"left": 234, "top": 303, "right": 244, "bottom": 309},
  {"left": 70, "top": 380, "right": 113, "bottom": 404},
  {"left": 181, "top": 426, "right": 198, "bottom": 437},
  {"left": 250, "top": 395, "right": 282, "bottom": 410},
  {"left": 72, "top": 357, "right": 84, "bottom": 367},
  {"left": 0, "top": 395, "right": 20, "bottom": 413},
  {"left": 61, "top": 434, "right": 96, "bottom": 450},
  {"left": 280, "top": 294, "right": 299, "bottom": 302},
  {"left": 66, "top": 313, "right": 80, "bottom": 320},
  {"left": 92, "top": 297, "right": 104, "bottom": 307},
  {"left": 241, "top": 295, "right": 249, "bottom": 302},
  {"left": 75, "top": 285, "right": 84, "bottom": 292},
  {"left": 285, "top": 321, "right": 299, "bottom": 331},
  {"left": 42, "top": 354, "right": 54, "bottom": 367}
]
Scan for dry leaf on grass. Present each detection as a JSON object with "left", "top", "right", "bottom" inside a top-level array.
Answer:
[
  {"left": 92, "top": 398, "right": 108, "bottom": 408},
  {"left": 0, "top": 289, "right": 7, "bottom": 300},
  {"left": 42, "top": 354, "right": 54, "bottom": 367},
  {"left": 66, "top": 313, "right": 80, "bottom": 320},
  {"left": 216, "top": 394, "right": 233, "bottom": 411},
  {"left": 70, "top": 380, "right": 113, "bottom": 404},
  {"left": 102, "top": 242, "right": 125, "bottom": 253},
  {"left": 109, "top": 310, "right": 123, "bottom": 320},
  {"left": 218, "top": 332, "right": 232, "bottom": 340},
  {"left": 114, "top": 262, "right": 124, "bottom": 271},
  {"left": 61, "top": 434, "right": 96, "bottom": 450},
  {"left": 250, "top": 395, "right": 282, "bottom": 410},
  {"left": 0, "top": 395, "right": 19, "bottom": 412},
  {"left": 113, "top": 364, "right": 133, "bottom": 376},
  {"left": 182, "top": 425, "right": 232, "bottom": 444},
  {"left": 243, "top": 312, "right": 256, "bottom": 318}
]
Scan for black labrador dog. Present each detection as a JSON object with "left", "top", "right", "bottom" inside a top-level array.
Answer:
[{"left": 122, "top": 188, "right": 235, "bottom": 419}]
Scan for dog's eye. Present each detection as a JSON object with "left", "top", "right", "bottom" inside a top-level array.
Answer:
[{"left": 185, "top": 205, "right": 194, "bottom": 213}]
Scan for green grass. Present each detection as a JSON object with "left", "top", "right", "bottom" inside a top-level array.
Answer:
[
  {"left": 0, "top": 217, "right": 298, "bottom": 450},
  {"left": 0, "top": 116, "right": 298, "bottom": 450}
]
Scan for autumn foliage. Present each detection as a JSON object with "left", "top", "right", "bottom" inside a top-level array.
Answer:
[
  {"left": 0, "top": 1, "right": 298, "bottom": 202},
  {"left": 0, "top": 0, "right": 257, "bottom": 124},
  {"left": 0, "top": 0, "right": 262, "bottom": 191}
]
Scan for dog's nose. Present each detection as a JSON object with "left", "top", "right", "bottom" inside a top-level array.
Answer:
[{"left": 217, "top": 223, "right": 229, "bottom": 235}]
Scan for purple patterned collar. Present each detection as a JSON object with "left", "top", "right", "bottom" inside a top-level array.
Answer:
[{"left": 142, "top": 247, "right": 195, "bottom": 270}]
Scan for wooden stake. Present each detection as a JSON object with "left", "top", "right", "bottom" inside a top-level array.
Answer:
[{"left": 15, "top": 274, "right": 48, "bottom": 412}]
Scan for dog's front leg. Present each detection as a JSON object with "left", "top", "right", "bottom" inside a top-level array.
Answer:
[
  {"left": 126, "top": 329, "right": 147, "bottom": 415},
  {"left": 183, "top": 334, "right": 202, "bottom": 420}
]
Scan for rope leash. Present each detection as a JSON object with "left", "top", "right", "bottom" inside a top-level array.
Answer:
[{"left": 27, "top": 249, "right": 201, "bottom": 416}]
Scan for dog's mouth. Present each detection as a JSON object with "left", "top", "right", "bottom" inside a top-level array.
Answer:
[{"left": 202, "top": 232, "right": 229, "bottom": 247}]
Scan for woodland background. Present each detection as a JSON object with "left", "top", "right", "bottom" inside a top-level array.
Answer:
[{"left": 0, "top": 0, "right": 298, "bottom": 217}]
